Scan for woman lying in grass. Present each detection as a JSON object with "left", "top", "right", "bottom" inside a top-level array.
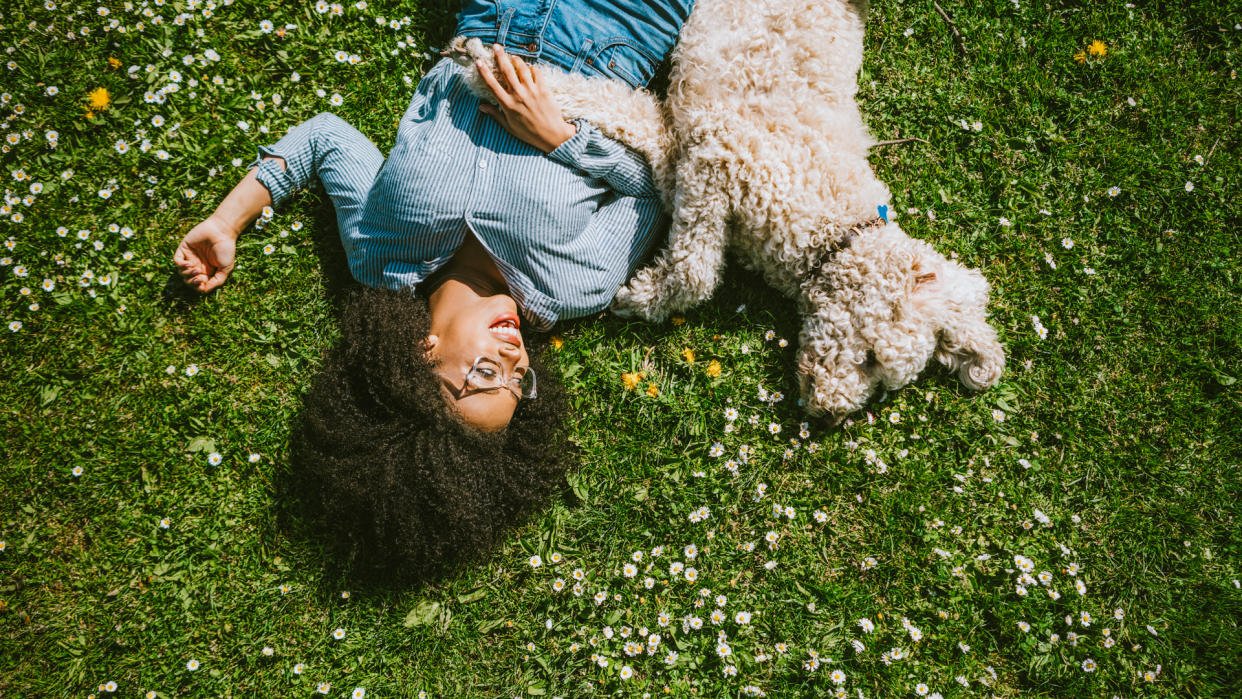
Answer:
[{"left": 171, "top": 0, "right": 693, "bottom": 578}]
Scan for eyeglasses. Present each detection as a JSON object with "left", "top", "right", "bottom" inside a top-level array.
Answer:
[{"left": 447, "top": 355, "right": 537, "bottom": 401}]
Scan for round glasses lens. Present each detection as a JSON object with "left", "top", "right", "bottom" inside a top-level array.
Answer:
[{"left": 518, "top": 367, "right": 537, "bottom": 398}]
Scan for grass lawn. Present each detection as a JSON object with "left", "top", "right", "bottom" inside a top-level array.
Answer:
[{"left": 1, "top": 0, "right": 1240, "bottom": 696}]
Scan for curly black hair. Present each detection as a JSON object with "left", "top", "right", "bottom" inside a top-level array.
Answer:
[{"left": 291, "top": 285, "right": 574, "bottom": 581}]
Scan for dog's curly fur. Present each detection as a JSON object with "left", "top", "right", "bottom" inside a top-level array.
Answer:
[
  {"left": 609, "top": 0, "right": 1005, "bottom": 418},
  {"left": 445, "top": 0, "right": 1004, "bottom": 419}
]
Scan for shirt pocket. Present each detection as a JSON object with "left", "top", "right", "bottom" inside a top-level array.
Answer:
[{"left": 592, "top": 39, "right": 660, "bottom": 88}]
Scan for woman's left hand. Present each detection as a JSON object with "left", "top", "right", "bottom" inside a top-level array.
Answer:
[{"left": 476, "top": 44, "right": 577, "bottom": 154}]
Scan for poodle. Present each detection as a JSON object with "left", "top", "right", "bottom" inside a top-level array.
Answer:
[
  {"left": 443, "top": 0, "right": 1005, "bottom": 419},
  {"left": 608, "top": 0, "right": 1005, "bottom": 418}
]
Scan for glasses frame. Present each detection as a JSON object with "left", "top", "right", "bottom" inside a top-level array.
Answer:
[{"left": 445, "top": 354, "right": 537, "bottom": 401}]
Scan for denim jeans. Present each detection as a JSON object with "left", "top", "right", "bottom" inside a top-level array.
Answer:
[{"left": 454, "top": 0, "right": 696, "bottom": 89}]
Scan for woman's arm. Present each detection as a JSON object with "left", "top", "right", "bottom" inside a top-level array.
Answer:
[
  {"left": 546, "top": 119, "right": 660, "bottom": 199},
  {"left": 475, "top": 45, "right": 659, "bottom": 199}
]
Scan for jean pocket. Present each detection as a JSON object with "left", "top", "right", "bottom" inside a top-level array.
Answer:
[{"left": 592, "top": 40, "right": 660, "bottom": 88}]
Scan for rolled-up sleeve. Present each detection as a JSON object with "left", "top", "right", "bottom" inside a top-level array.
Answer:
[{"left": 546, "top": 118, "right": 660, "bottom": 199}]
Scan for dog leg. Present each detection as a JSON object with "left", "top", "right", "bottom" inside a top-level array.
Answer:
[
  {"left": 796, "top": 290, "right": 876, "bottom": 420},
  {"left": 612, "top": 176, "right": 730, "bottom": 321}
]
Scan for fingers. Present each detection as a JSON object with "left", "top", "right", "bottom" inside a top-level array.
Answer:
[
  {"left": 493, "top": 44, "right": 524, "bottom": 96},
  {"left": 174, "top": 244, "right": 203, "bottom": 282},
  {"left": 511, "top": 54, "right": 534, "bottom": 87},
  {"left": 476, "top": 60, "right": 514, "bottom": 109},
  {"left": 200, "top": 266, "right": 231, "bottom": 292}
]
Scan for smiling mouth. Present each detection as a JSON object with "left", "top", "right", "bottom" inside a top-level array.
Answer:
[{"left": 489, "top": 314, "right": 522, "bottom": 345}]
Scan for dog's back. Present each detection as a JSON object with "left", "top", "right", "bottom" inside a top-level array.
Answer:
[{"left": 665, "top": 0, "right": 890, "bottom": 290}]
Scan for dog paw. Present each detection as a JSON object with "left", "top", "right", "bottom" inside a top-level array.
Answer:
[
  {"left": 611, "top": 272, "right": 672, "bottom": 322},
  {"left": 961, "top": 352, "right": 1004, "bottom": 390},
  {"left": 440, "top": 36, "right": 488, "bottom": 66},
  {"left": 611, "top": 283, "right": 656, "bottom": 320}
]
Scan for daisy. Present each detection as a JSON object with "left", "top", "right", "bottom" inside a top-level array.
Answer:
[
  {"left": 352, "top": 688, "right": 366, "bottom": 699},
  {"left": 186, "top": 659, "right": 200, "bottom": 671},
  {"left": 1081, "top": 658, "right": 1097, "bottom": 672},
  {"left": 528, "top": 554, "right": 542, "bottom": 567},
  {"left": 330, "top": 93, "right": 344, "bottom": 106},
  {"left": 207, "top": 452, "right": 222, "bottom": 466},
  {"left": 1184, "top": 181, "right": 1194, "bottom": 192},
  {"left": 332, "top": 627, "right": 346, "bottom": 640},
  {"left": 1107, "top": 186, "right": 1120, "bottom": 197},
  {"left": 317, "top": 683, "right": 331, "bottom": 694}
]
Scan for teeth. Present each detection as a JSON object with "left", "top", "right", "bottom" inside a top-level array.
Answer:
[{"left": 489, "top": 325, "right": 521, "bottom": 342}]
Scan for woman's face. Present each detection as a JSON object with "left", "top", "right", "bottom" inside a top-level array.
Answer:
[{"left": 425, "top": 276, "right": 531, "bottom": 432}]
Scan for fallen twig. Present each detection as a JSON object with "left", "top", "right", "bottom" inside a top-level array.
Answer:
[
  {"left": 871, "top": 137, "right": 929, "bottom": 148},
  {"left": 1204, "top": 137, "right": 1221, "bottom": 165},
  {"left": 934, "top": 2, "right": 969, "bottom": 58}
]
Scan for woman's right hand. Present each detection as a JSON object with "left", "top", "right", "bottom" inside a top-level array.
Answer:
[
  {"left": 174, "top": 216, "right": 237, "bottom": 292},
  {"left": 476, "top": 44, "right": 577, "bottom": 154}
]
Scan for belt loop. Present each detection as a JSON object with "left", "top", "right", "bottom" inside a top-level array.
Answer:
[
  {"left": 496, "top": 6, "right": 515, "bottom": 45},
  {"left": 569, "top": 38, "right": 594, "bottom": 73}
]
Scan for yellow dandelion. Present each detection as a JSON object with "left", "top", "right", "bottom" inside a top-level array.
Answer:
[
  {"left": 681, "top": 347, "right": 695, "bottom": 363},
  {"left": 622, "top": 372, "right": 642, "bottom": 391},
  {"left": 84, "top": 110, "right": 95, "bottom": 119},
  {"left": 706, "top": 360, "right": 722, "bottom": 377},
  {"left": 87, "top": 87, "right": 111, "bottom": 110},
  {"left": 646, "top": 383, "right": 660, "bottom": 398},
  {"left": 1087, "top": 40, "right": 1107, "bottom": 57},
  {"left": 671, "top": 317, "right": 685, "bottom": 325},
  {"left": 1073, "top": 51, "right": 1086, "bottom": 64},
  {"left": 550, "top": 335, "right": 564, "bottom": 350},
  {"left": 107, "top": 57, "right": 122, "bottom": 69}
]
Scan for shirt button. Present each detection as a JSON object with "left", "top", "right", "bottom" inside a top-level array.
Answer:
[{"left": 477, "top": 158, "right": 488, "bottom": 169}]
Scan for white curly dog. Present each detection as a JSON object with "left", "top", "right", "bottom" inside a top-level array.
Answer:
[{"left": 444, "top": 0, "right": 1005, "bottom": 419}]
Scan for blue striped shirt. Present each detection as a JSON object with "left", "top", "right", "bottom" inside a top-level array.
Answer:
[{"left": 249, "top": 58, "right": 667, "bottom": 331}]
